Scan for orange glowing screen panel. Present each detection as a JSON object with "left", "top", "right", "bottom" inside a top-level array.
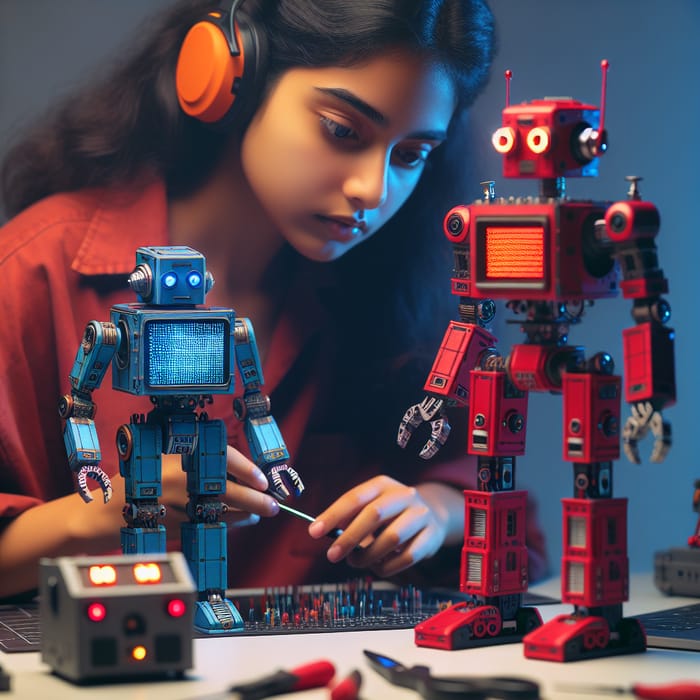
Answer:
[{"left": 484, "top": 225, "right": 545, "bottom": 279}]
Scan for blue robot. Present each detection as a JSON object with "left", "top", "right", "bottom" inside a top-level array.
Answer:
[{"left": 59, "top": 246, "right": 304, "bottom": 634}]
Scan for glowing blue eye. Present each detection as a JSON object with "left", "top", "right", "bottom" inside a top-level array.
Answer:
[
  {"left": 161, "top": 272, "right": 178, "bottom": 288},
  {"left": 187, "top": 271, "right": 203, "bottom": 288}
]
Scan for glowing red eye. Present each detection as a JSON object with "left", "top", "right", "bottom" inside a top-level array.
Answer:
[
  {"left": 492, "top": 126, "right": 516, "bottom": 154},
  {"left": 167, "top": 599, "right": 187, "bottom": 618},
  {"left": 526, "top": 126, "right": 551, "bottom": 154},
  {"left": 87, "top": 602, "right": 107, "bottom": 622}
]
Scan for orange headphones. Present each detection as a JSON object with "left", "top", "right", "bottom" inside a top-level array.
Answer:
[{"left": 175, "top": 0, "right": 266, "bottom": 127}]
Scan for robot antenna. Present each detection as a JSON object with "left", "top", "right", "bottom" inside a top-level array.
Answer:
[
  {"left": 598, "top": 59, "right": 609, "bottom": 151},
  {"left": 504, "top": 69, "right": 513, "bottom": 108}
]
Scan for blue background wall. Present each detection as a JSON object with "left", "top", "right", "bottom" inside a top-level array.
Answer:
[
  {"left": 470, "top": 0, "right": 699, "bottom": 576},
  {"left": 1, "top": 0, "right": 698, "bottom": 577}
]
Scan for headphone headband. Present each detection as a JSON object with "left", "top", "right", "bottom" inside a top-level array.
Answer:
[{"left": 225, "top": 0, "right": 245, "bottom": 55}]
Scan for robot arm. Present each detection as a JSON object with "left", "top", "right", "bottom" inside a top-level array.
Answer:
[
  {"left": 605, "top": 177, "right": 676, "bottom": 464},
  {"left": 397, "top": 322, "right": 498, "bottom": 459},
  {"left": 233, "top": 318, "right": 304, "bottom": 500},
  {"left": 58, "top": 321, "right": 118, "bottom": 503}
]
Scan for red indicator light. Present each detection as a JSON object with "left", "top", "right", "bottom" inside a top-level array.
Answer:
[
  {"left": 87, "top": 602, "right": 107, "bottom": 622},
  {"left": 167, "top": 599, "right": 187, "bottom": 618},
  {"left": 88, "top": 564, "right": 117, "bottom": 586},
  {"left": 133, "top": 562, "right": 162, "bottom": 584},
  {"left": 485, "top": 226, "right": 545, "bottom": 279}
]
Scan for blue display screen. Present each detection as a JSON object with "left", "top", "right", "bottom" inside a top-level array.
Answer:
[{"left": 144, "top": 320, "right": 228, "bottom": 387}]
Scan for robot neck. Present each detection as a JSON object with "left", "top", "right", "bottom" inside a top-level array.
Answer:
[{"left": 539, "top": 177, "right": 566, "bottom": 199}]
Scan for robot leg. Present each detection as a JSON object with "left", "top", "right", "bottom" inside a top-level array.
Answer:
[
  {"left": 415, "top": 370, "right": 541, "bottom": 650},
  {"left": 117, "top": 421, "right": 167, "bottom": 554},
  {"left": 523, "top": 485, "right": 644, "bottom": 661},
  {"left": 180, "top": 416, "right": 244, "bottom": 634},
  {"left": 523, "top": 372, "right": 644, "bottom": 661}
]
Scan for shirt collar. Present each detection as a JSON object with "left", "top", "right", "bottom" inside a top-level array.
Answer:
[{"left": 71, "top": 179, "right": 170, "bottom": 276}]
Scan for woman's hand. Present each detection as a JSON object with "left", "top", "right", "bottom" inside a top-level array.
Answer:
[{"left": 308, "top": 476, "right": 464, "bottom": 578}]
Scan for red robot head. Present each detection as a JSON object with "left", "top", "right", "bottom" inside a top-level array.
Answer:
[{"left": 492, "top": 61, "right": 609, "bottom": 180}]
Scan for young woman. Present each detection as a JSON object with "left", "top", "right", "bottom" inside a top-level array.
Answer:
[{"left": 0, "top": 0, "right": 547, "bottom": 599}]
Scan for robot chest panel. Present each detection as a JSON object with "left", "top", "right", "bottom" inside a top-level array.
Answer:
[
  {"left": 110, "top": 304, "right": 236, "bottom": 396},
  {"left": 455, "top": 201, "right": 619, "bottom": 302}
]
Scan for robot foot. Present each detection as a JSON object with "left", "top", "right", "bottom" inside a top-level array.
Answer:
[
  {"left": 414, "top": 601, "right": 542, "bottom": 650},
  {"left": 523, "top": 613, "right": 646, "bottom": 662},
  {"left": 193, "top": 598, "right": 245, "bottom": 635}
]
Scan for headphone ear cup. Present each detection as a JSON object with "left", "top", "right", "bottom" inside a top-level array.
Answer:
[{"left": 176, "top": 11, "right": 265, "bottom": 127}]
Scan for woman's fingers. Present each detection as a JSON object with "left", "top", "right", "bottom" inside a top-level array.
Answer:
[
  {"left": 313, "top": 476, "right": 408, "bottom": 532},
  {"left": 311, "top": 476, "right": 442, "bottom": 570},
  {"left": 226, "top": 445, "right": 269, "bottom": 490},
  {"left": 224, "top": 487, "right": 280, "bottom": 518},
  {"left": 308, "top": 475, "right": 458, "bottom": 577},
  {"left": 225, "top": 446, "right": 279, "bottom": 517},
  {"left": 154, "top": 447, "right": 279, "bottom": 524},
  {"left": 366, "top": 527, "right": 439, "bottom": 578},
  {"left": 352, "top": 505, "right": 429, "bottom": 562},
  {"left": 225, "top": 510, "right": 262, "bottom": 528}
]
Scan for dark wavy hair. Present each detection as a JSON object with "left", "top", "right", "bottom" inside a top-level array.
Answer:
[
  {"left": 0, "top": 0, "right": 497, "bottom": 448},
  {"left": 1, "top": 0, "right": 495, "bottom": 215}
]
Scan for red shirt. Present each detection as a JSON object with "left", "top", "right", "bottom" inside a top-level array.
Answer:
[{"left": 0, "top": 181, "right": 547, "bottom": 588}]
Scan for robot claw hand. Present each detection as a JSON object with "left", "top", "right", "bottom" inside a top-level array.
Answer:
[
  {"left": 397, "top": 396, "right": 452, "bottom": 460},
  {"left": 622, "top": 400, "right": 672, "bottom": 464},
  {"left": 264, "top": 462, "right": 305, "bottom": 501},
  {"left": 75, "top": 465, "right": 113, "bottom": 504}
]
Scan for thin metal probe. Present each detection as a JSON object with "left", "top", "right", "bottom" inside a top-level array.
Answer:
[
  {"left": 277, "top": 502, "right": 344, "bottom": 540},
  {"left": 226, "top": 472, "right": 362, "bottom": 549}
]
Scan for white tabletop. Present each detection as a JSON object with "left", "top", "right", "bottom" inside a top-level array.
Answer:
[{"left": 2, "top": 574, "right": 699, "bottom": 700}]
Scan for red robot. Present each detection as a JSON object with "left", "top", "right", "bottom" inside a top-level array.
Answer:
[
  {"left": 400, "top": 62, "right": 675, "bottom": 662},
  {"left": 689, "top": 480, "right": 700, "bottom": 548}
]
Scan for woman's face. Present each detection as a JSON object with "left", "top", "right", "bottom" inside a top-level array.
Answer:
[{"left": 241, "top": 50, "right": 456, "bottom": 262}]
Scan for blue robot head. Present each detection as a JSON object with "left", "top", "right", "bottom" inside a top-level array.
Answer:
[{"left": 127, "top": 246, "right": 214, "bottom": 305}]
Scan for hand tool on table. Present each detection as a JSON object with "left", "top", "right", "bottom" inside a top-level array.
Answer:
[
  {"left": 363, "top": 649, "right": 540, "bottom": 700},
  {"left": 228, "top": 659, "right": 336, "bottom": 699},
  {"left": 330, "top": 669, "right": 362, "bottom": 700}
]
